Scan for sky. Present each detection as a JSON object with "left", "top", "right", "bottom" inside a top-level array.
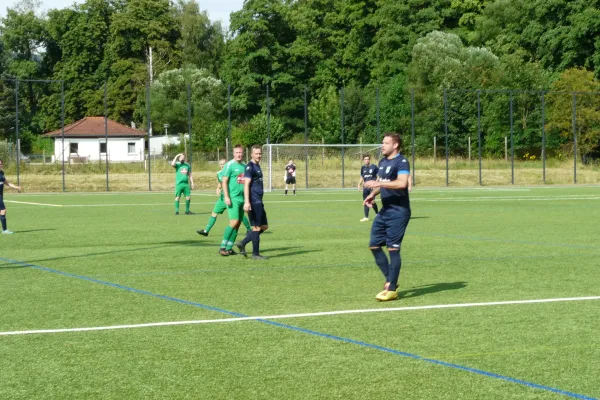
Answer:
[{"left": 0, "top": 0, "right": 244, "bottom": 27}]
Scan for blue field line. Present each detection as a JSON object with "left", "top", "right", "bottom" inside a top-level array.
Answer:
[
  {"left": 1, "top": 256, "right": 597, "bottom": 399},
  {"left": 0, "top": 257, "right": 244, "bottom": 318}
]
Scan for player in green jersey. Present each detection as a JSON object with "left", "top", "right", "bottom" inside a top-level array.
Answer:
[
  {"left": 171, "top": 153, "right": 194, "bottom": 215},
  {"left": 218, "top": 145, "right": 246, "bottom": 256},
  {"left": 197, "top": 158, "right": 251, "bottom": 236}
]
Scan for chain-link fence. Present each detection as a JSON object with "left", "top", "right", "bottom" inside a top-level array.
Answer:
[{"left": 1, "top": 79, "right": 600, "bottom": 192}]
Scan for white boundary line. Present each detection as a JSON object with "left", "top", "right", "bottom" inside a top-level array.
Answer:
[
  {"left": 2, "top": 295, "right": 599, "bottom": 336},
  {"left": 4, "top": 200, "right": 63, "bottom": 207}
]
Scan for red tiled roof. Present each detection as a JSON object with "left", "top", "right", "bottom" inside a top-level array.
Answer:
[{"left": 44, "top": 117, "right": 146, "bottom": 137}]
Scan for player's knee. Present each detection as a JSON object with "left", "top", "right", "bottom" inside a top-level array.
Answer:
[
  {"left": 211, "top": 212, "right": 218, "bottom": 217},
  {"left": 261, "top": 225, "right": 268, "bottom": 232},
  {"left": 175, "top": 197, "right": 180, "bottom": 201},
  {"left": 185, "top": 196, "right": 191, "bottom": 200},
  {"left": 369, "top": 246, "right": 381, "bottom": 250}
]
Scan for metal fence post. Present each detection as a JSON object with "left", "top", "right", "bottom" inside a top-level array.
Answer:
[
  {"left": 228, "top": 84, "right": 232, "bottom": 159},
  {"left": 104, "top": 81, "right": 109, "bottom": 191},
  {"left": 510, "top": 92, "right": 514, "bottom": 185},
  {"left": 541, "top": 91, "right": 546, "bottom": 184},
  {"left": 15, "top": 80, "right": 20, "bottom": 186},
  {"left": 61, "top": 80, "right": 65, "bottom": 192},
  {"left": 146, "top": 82, "right": 152, "bottom": 191},
  {"left": 411, "top": 88, "right": 416, "bottom": 187},
  {"left": 572, "top": 92, "right": 577, "bottom": 184},
  {"left": 266, "top": 84, "right": 271, "bottom": 144},
  {"left": 443, "top": 89, "right": 449, "bottom": 186},
  {"left": 187, "top": 84, "right": 192, "bottom": 167},
  {"left": 340, "top": 86, "right": 345, "bottom": 188},
  {"left": 304, "top": 85, "right": 308, "bottom": 189},
  {"left": 477, "top": 90, "right": 482, "bottom": 186}
]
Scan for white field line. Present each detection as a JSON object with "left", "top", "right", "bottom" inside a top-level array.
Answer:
[
  {"left": 6, "top": 194, "right": 600, "bottom": 208},
  {"left": 4, "top": 200, "right": 63, "bottom": 207},
  {"left": 2, "top": 295, "right": 599, "bottom": 337}
]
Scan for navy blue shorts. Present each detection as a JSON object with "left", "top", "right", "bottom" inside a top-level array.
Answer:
[
  {"left": 369, "top": 207, "right": 410, "bottom": 249},
  {"left": 249, "top": 202, "right": 268, "bottom": 227},
  {"left": 0, "top": 196, "right": 5, "bottom": 211},
  {"left": 362, "top": 188, "right": 373, "bottom": 200}
]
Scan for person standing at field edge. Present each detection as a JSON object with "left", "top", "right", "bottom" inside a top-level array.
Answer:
[{"left": 0, "top": 158, "right": 22, "bottom": 234}]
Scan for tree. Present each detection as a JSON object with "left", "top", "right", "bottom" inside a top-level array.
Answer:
[
  {"left": 308, "top": 86, "right": 341, "bottom": 143},
  {"left": 546, "top": 68, "right": 600, "bottom": 160}
]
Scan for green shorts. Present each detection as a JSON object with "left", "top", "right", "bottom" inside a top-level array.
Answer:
[
  {"left": 227, "top": 199, "right": 245, "bottom": 221},
  {"left": 212, "top": 198, "right": 227, "bottom": 215},
  {"left": 175, "top": 183, "right": 191, "bottom": 198}
]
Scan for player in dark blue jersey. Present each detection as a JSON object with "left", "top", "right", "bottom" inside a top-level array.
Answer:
[
  {"left": 0, "top": 158, "right": 22, "bottom": 235},
  {"left": 363, "top": 133, "right": 411, "bottom": 301},
  {"left": 358, "top": 155, "right": 379, "bottom": 221},
  {"left": 236, "top": 145, "right": 269, "bottom": 260}
]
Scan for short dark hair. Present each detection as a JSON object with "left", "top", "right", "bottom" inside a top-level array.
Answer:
[
  {"left": 362, "top": 155, "right": 370, "bottom": 159},
  {"left": 251, "top": 144, "right": 262, "bottom": 151},
  {"left": 384, "top": 132, "right": 402, "bottom": 148},
  {"left": 234, "top": 144, "right": 243, "bottom": 149}
]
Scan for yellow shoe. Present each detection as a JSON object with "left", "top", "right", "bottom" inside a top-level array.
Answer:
[
  {"left": 360, "top": 217, "right": 369, "bottom": 222},
  {"left": 376, "top": 290, "right": 398, "bottom": 302}
]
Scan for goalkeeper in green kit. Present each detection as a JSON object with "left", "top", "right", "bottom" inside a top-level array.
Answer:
[
  {"left": 172, "top": 153, "right": 194, "bottom": 215},
  {"left": 197, "top": 158, "right": 250, "bottom": 237}
]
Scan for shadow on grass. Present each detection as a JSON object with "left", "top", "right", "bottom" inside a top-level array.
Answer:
[
  {"left": 399, "top": 281, "right": 467, "bottom": 299},
  {"left": 410, "top": 216, "right": 430, "bottom": 220},
  {"left": 262, "top": 248, "right": 322, "bottom": 258},
  {"left": 13, "top": 229, "right": 58, "bottom": 233}
]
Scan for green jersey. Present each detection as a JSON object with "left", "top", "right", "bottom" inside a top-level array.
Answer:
[
  {"left": 216, "top": 168, "right": 225, "bottom": 199},
  {"left": 222, "top": 160, "right": 245, "bottom": 201},
  {"left": 174, "top": 162, "right": 191, "bottom": 185}
]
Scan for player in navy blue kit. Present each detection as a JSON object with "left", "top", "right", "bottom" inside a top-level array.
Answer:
[
  {"left": 357, "top": 155, "right": 379, "bottom": 222},
  {"left": 0, "top": 158, "right": 22, "bottom": 235},
  {"left": 236, "top": 145, "right": 269, "bottom": 260},
  {"left": 364, "top": 133, "right": 411, "bottom": 301}
]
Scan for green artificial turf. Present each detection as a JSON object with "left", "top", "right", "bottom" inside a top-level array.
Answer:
[{"left": 1, "top": 187, "right": 599, "bottom": 399}]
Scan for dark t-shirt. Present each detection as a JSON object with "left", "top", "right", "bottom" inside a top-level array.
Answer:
[
  {"left": 244, "top": 161, "right": 264, "bottom": 204},
  {"left": 0, "top": 170, "right": 5, "bottom": 197},
  {"left": 285, "top": 164, "right": 296, "bottom": 179},
  {"left": 361, "top": 164, "right": 379, "bottom": 183},
  {"left": 377, "top": 154, "right": 410, "bottom": 210}
]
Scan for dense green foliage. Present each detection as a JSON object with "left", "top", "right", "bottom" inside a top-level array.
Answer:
[{"left": 2, "top": 0, "right": 600, "bottom": 157}]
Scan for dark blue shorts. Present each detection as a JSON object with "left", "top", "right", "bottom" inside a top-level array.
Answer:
[
  {"left": 0, "top": 196, "right": 5, "bottom": 211},
  {"left": 369, "top": 207, "right": 410, "bottom": 249},
  {"left": 362, "top": 188, "right": 373, "bottom": 200},
  {"left": 249, "top": 202, "right": 268, "bottom": 227}
]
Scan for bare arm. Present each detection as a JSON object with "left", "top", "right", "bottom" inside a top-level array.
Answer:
[
  {"left": 364, "top": 174, "right": 409, "bottom": 190},
  {"left": 171, "top": 154, "right": 181, "bottom": 167},
  {"left": 5, "top": 179, "right": 21, "bottom": 192},
  {"left": 188, "top": 173, "right": 194, "bottom": 189},
  {"left": 222, "top": 176, "right": 231, "bottom": 206},
  {"left": 244, "top": 177, "right": 252, "bottom": 211},
  {"left": 358, "top": 176, "right": 364, "bottom": 190},
  {"left": 216, "top": 180, "right": 222, "bottom": 195}
]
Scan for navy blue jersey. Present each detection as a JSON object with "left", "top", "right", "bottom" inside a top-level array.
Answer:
[
  {"left": 285, "top": 164, "right": 296, "bottom": 179},
  {"left": 361, "top": 164, "right": 379, "bottom": 182},
  {"left": 0, "top": 170, "right": 5, "bottom": 197},
  {"left": 244, "top": 161, "right": 264, "bottom": 203},
  {"left": 377, "top": 154, "right": 410, "bottom": 209}
]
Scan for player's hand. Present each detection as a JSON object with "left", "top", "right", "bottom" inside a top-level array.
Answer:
[
  {"left": 16, "top": 186, "right": 22, "bottom": 193},
  {"left": 191, "top": 183, "right": 195, "bottom": 190},
  {"left": 363, "top": 196, "right": 374, "bottom": 208},
  {"left": 216, "top": 188, "right": 221, "bottom": 195},
  {"left": 244, "top": 202, "right": 251, "bottom": 212},
  {"left": 364, "top": 181, "right": 376, "bottom": 189},
  {"left": 357, "top": 185, "right": 361, "bottom": 191},
  {"left": 224, "top": 197, "right": 231, "bottom": 206}
]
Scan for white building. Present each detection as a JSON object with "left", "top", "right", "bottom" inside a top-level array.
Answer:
[{"left": 44, "top": 117, "right": 147, "bottom": 163}]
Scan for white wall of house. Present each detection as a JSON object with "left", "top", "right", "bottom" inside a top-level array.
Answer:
[
  {"left": 149, "top": 135, "right": 186, "bottom": 155},
  {"left": 53, "top": 137, "right": 145, "bottom": 162}
]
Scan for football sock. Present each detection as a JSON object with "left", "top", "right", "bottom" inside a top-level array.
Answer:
[
  {"left": 372, "top": 202, "right": 379, "bottom": 214},
  {"left": 371, "top": 247, "right": 389, "bottom": 280},
  {"left": 251, "top": 230, "right": 261, "bottom": 255},
  {"left": 221, "top": 226, "right": 233, "bottom": 248},
  {"left": 388, "top": 250, "right": 402, "bottom": 291},
  {"left": 284, "top": 190, "right": 288, "bottom": 195},
  {"left": 175, "top": 200, "right": 180, "bottom": 213},
  {"left": 293, "top": 189, "right": 296, "bottom": 195},
  {"left": 225, "top": 228, "right": 238, "bottom": 251},
  {"left": 1, "top": 215, "right": 6, "bottom": 231},
  {"left": 185, "top": 200, "right": 190, "bottom": 213},
  {"left": 205, "top": 216, "right": 217, "bottom": 232},
  {"left": 364, "top": 205, "right": 370, "bottom": 218},
  {"left": 240, "top": 230, "right": 253, "bottom": 247},
  {"left": 242, "top": 216, "right": 251, "bottom": 230}
]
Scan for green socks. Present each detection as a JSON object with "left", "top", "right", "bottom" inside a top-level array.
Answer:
[
  {"left": 185, "top": 199, "right": 190, "bottom": 213},
  {"left": 242, "top": 216, "right": 251, "bottom": 231},
  {"left": 175, "top": 200, "right": 180, "bottom": 213},
  {"left": 225, "top": 228, "right": 238, "bottom": 251},
  {"left": 221, "top": 226, "right": 233, "bottom": 248},
  {"left": 205, "top": 216, "right": 217, "bottom": 233}
]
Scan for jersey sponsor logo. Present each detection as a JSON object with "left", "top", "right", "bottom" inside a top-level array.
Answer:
[
  {"left": 369, "top": 169, "right": 372, "bottom": 173},
  {"left": 180, "top": 168, "right": 188, "bottom": 175},
  {"left": 236, "top": 173, "right": 245, "bottom": 183},
  {"left": 402, "top": 159, "right": 407, "bottom": 162}
]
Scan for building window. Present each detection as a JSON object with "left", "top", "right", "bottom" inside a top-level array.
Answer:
[
  {"left": 70, "top": 143, "right": 78, "bottom": 154},
  {"left": 128, "top": 142, "right": 136, "bottom": 154},
  {"left": 100, "top": 142, "right": 107, "bottom": 153}
]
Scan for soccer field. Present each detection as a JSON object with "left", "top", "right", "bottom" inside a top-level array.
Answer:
[{"left": 1, "top": 187, "right": 599, "bottom": 399}]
